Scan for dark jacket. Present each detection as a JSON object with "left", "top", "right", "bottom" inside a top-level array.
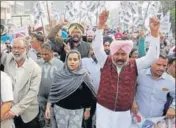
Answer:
[
  {"left": 98, "top": 56, "right": 138, "bottom": 111},
  {"left": 48, "top": 25, "right": 90, "bottom": 62}
]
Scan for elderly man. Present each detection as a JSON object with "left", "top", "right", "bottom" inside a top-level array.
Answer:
[
  {"left": 85, "top": 30, "right": 95, "bottom": 44},
  {"left": 92, "top": 10, "right": 160, "bottom": 128},
  {"left": 131, "top": 53, "right": 175, "bottom": 119},
  {"left": 48, "top": 21, "right": 90, "bottom": 62},
  {"left": 38, "top": 43, "right": 64, "bottom": 128},
  {"left": 1, "top": 38, "right": 41, "bottom": 128}
]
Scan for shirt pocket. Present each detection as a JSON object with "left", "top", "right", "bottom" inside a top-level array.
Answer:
[{"left": 154, "top": 87, "right": 167, "bottom": 104}]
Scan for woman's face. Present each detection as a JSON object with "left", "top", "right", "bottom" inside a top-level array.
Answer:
[
  {"left": 67, "top": 53, "right": 80, "bottom": 72},
  {"left": 131, "top": 50, "right": 138, "bottom": 59}
]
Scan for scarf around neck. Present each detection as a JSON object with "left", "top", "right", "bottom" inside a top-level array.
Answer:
[{"left": 49, "top": 50, "right": 96, "bottom": 104}]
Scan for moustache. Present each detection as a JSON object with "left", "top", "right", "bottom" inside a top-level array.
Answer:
[
  {"left": 13, "top": 53, "right": 20, "bottom": 56},
  {"left": 156, "top": 70, "right": 164, "bottom": 73},
  {"left": 116, "top": 60, "right": 125, "bottom": 63}
]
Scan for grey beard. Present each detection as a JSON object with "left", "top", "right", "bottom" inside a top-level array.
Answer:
[{"left": 12, "top": 51, "right": 27, "bottom": 62}]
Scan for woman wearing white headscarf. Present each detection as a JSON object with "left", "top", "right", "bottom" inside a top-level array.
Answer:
[{"left": 48, "top": 50, "right": 96, "bottom": 128}]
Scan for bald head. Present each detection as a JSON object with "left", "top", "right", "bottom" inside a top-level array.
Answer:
[{"left": 86, "top": 30, "right": 95, "bottom": 43}]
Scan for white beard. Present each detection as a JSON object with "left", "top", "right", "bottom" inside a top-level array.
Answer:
[{"left": 12, "top": 50, "right": 27, "bottom": 62}]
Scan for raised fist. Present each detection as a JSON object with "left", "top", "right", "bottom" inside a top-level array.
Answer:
[
  {"left": 98, "top": 10, "right": 109, "bottom": 29},
  {"left": 149, "top": 17, "right": 160, "bottom": 37}
]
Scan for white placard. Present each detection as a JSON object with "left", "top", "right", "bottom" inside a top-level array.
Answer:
[{"left": 12, "top": 26, "right": 29, "bottom": 36}]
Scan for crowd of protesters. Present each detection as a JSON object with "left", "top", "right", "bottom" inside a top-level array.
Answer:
[{"left": 0, "top": 9, "right": 175, "bottom": 128}]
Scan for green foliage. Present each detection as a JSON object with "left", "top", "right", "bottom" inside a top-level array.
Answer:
[
  {"left": 161, "top": 0, "right": 175, "bottom": 34},
  {"left": 170, "top": 8, "right": 175, "bottom": 23}
]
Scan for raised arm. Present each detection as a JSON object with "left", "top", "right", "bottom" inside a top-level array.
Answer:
[
  {"left": 92, "top": 10, "right": 109, "bottom": 68},
  {"left": 47, "top": 25, "right": 62, "bottom": 41},
  {"left": 92, "top": 30, "right": 107, "bottom": 68},
  {"left": 136, "top": 17, "right": 160, "bottom": 73},
  {"left": 47, "top": 19, "right": 68, "bottom": 41}
]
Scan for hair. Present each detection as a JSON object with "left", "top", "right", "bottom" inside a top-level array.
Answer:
[
  {"left": 31, "top": 32, "right": 44, "bottom": 42},
  {"left": 103, "top": 36, "right": 113, "bottom": 44},
  {"left": 121, "top": 36, "right": 130, "bottom": 40},
  {"left": 13, "top": 37, "right": 30, "bottom": 47},
  {"left": 41, "top": 43, "right": 53, "bottom": 51},
  {"left": 168, "top": 58, "right": 176, "bottom": 65},
  {"left": 129, "top": 48, "right": 138, "bottom": 57},
  {"left": 159, "top": 51, "right": 168, "bottom": 60}
]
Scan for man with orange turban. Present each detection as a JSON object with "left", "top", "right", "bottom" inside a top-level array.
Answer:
[{"left": 92, "top": 10, "right": 160, "bottom": 128}]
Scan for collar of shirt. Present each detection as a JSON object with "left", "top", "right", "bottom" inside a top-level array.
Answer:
[
  {"left": 146, "top": 68, "right": 167, "bottom": 80},
  {"left": 30, "top": 48, "right": 37, "bottom": 53},
  {"left": 43, "top": 57, "right": 55, "bottom": 65},
  {"left": 15, "top": 58, "right": 28, "bottom": 69}
]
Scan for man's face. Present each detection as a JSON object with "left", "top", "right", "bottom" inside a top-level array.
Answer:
[
  {"left": 104, "top": 41, "right": 111, "bottom": 55},
  {"left": 112, "top": 49, "right": 128, "bottom": 66},
  {"left": 131, "top": 50, "right": 138, "bottom": 59},
  {"left": 151, "top": 58, "right": 168, "bottom": 77},
  {"left": 31, "top": 36, "right": 41, "bottom": 51},
  {"left": 86, "top": 33, "right": 94, "bottom": 43},
  {"left": 168, "top": 60, "right": 176, "bottom": 78},
  {"left": 12, "top": 40, "right": 27, "bottom": 62},
  {"left": 71, "top": 29, "right": 82, "bottom": 42},
  {"left": 41, "top": 48, "right": 53, "bottom": 62}
]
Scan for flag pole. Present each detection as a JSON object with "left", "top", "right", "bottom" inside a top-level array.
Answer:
[
  {"left": 46, "top": 1, "right": 51, "bottom": 29},
  {"left": 41, "top": 18, "right": 45, "bottom": 36},
  {"left": 142, "top": 1, "right": 150, "bottom": 30}
]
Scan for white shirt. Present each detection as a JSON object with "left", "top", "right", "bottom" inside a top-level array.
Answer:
[
  {"left": 13, "top": 64, "right": 25, "bottom": 104},
  {"left": 82, "top": 58, "right": 101, "bottom": 93},
  {"left": 1, "top": 71, "right": 13, "bottom": 103}
]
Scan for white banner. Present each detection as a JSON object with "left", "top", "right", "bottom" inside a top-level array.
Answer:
[
  {"left": 160, "top": 11, "right": 171, "bottom": 33},
  {"left": 12, "top": 26, "right": 29, "bottom": 36},
  {"left": 161, "top": 11, "right": 170, "bottom": 23},
  {"left": 160, "top": 22, "right": 171, "bottom": 33}
]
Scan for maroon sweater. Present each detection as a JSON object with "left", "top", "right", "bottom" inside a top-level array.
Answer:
[{"left": 97, "top": 56, "right": 138, "bottom": 111}]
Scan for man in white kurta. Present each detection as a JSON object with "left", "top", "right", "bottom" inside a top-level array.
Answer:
[{"left": 92, "top": 10, "right": 160, "bottom": 128}]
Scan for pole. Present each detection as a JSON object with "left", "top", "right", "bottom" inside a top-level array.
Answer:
[
  {"left": 41, "top": 18, "right": 45, "bottom": 37},
  {"left": 14, "top": 1, "right": 17, "bottom": 13},
  {"left": 20, "top": 16, "right": 22, "bottom": 27},
  {"left": 46, "top": 1, "right": 51, "bottom": 28},
  {"left": 142, "top": 1, "right": 150, "bottom": 30}
]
